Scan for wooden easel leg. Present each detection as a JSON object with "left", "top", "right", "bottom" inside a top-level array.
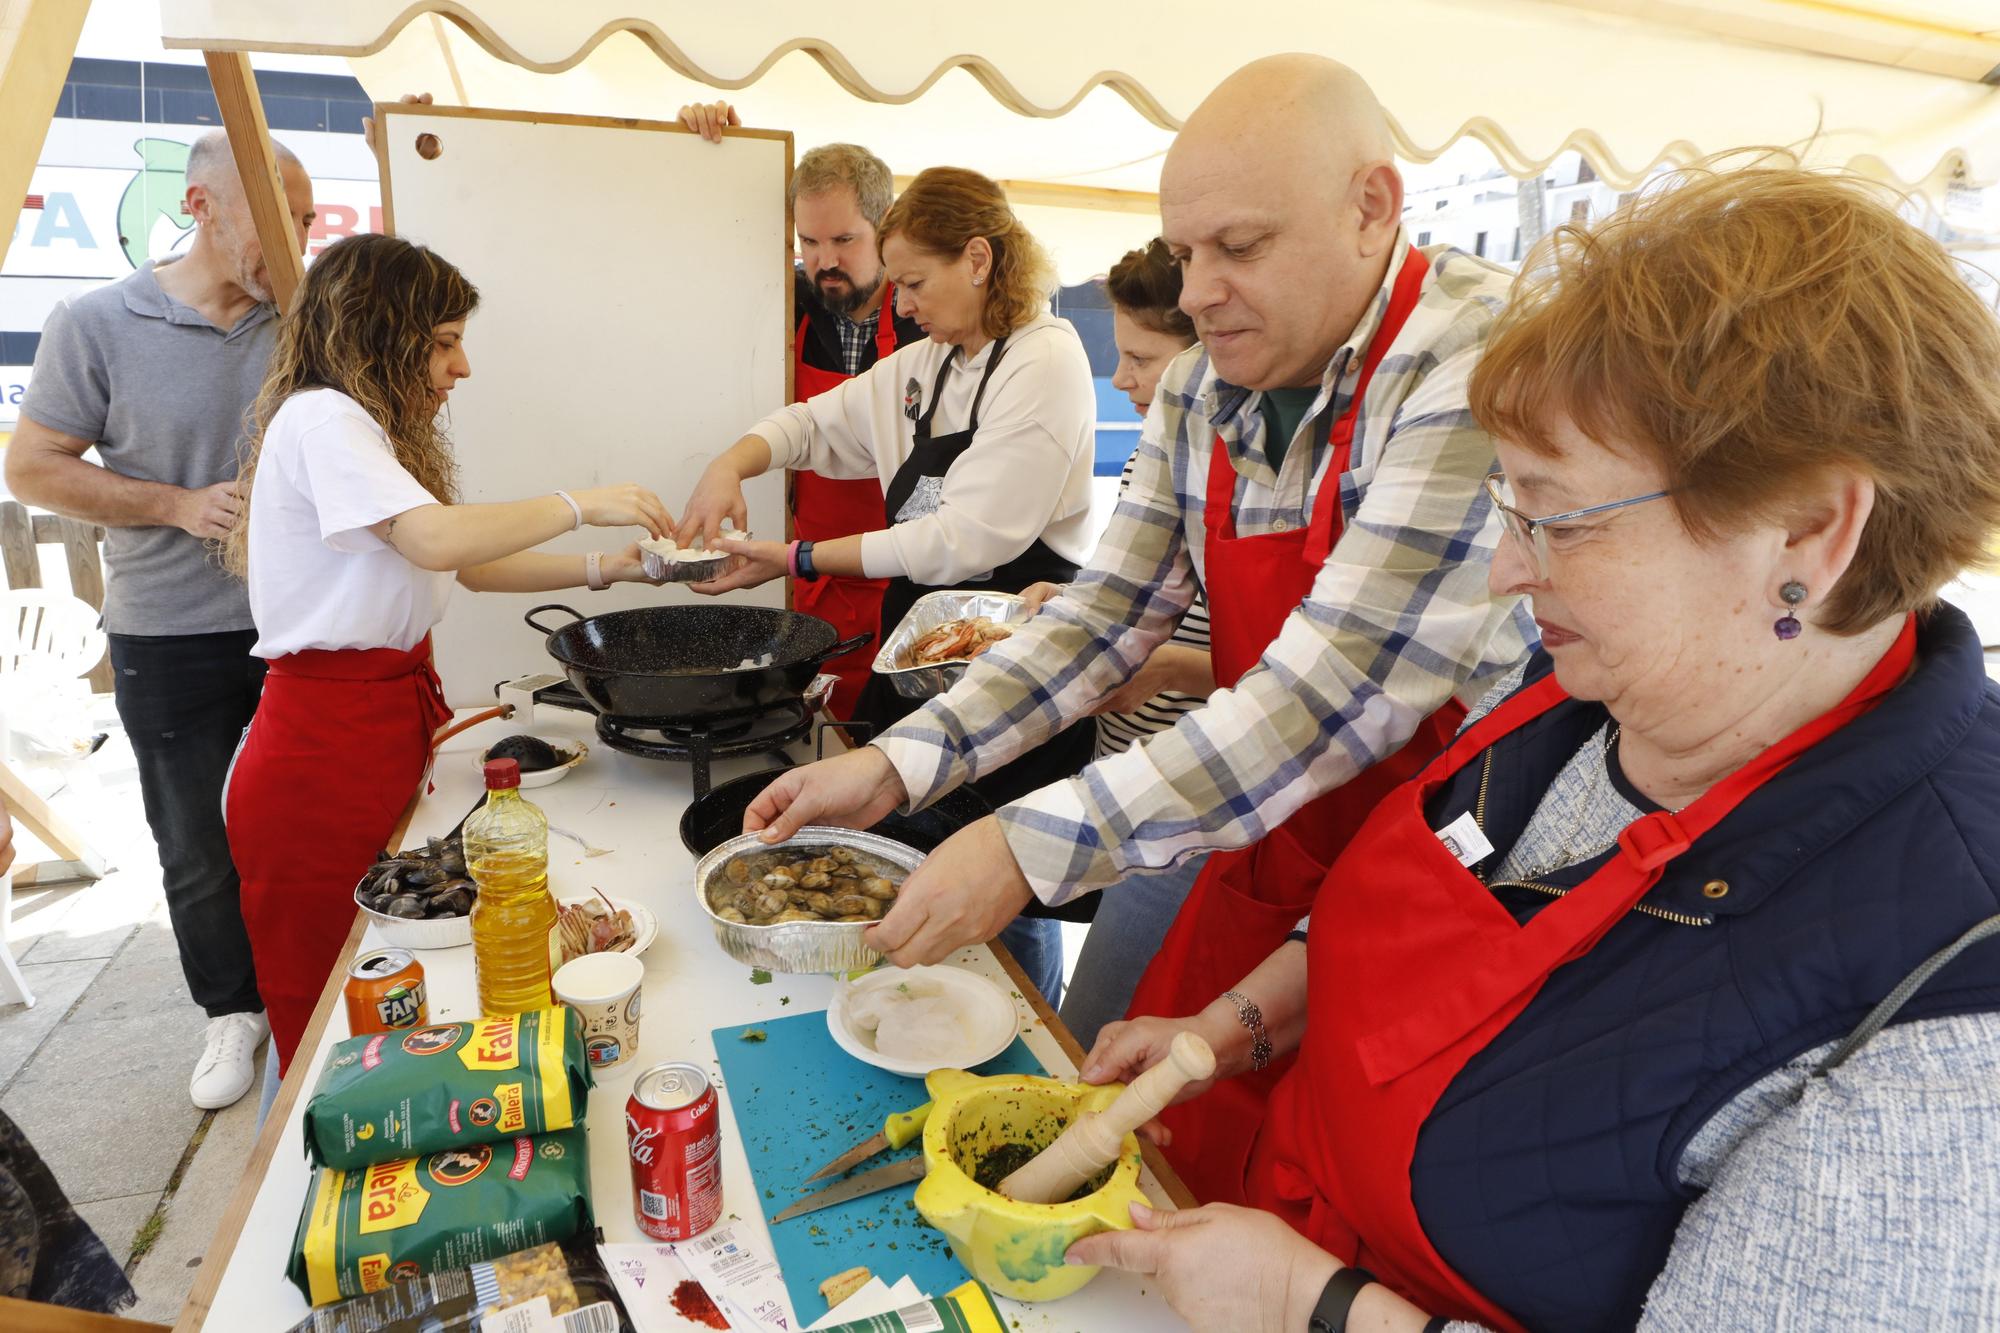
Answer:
[
  {"left": 0, "top": 0, "right": 90, "bottom": 275},
  {"left": 0, "top": 757, "right": 105, "bottom": 879},
  {"left": 202, "top": 51, "right": 306, "bottom": 313}
]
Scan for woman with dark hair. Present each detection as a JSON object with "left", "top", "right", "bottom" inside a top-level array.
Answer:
[
  {"left": 1091, "top": 238, "right": 1211, "bottom": 757},
  {"left": 1023, "top": 238, "right": 1217, "bottom": 1046},
  {"left": 221, "top": 232, "right": 672, "bottom": 1067},
  {"left": 677, "top": 166, "right": 1099, "bottom": 1005}
]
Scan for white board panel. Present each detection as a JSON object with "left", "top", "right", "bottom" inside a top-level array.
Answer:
[{"left": 379, "top": 106, "right": 792, "bottom": 704}]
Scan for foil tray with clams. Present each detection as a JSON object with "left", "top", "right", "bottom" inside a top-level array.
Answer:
[
  {"left": 693, "top": 826, "right": 923, "bottom": 973},
  {"left": 870, "top": 589, "right": 1031, "bottom": 699}
]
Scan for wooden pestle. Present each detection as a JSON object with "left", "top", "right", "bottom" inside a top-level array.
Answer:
[{"left": 998, "top": 1031, "right": 1216, "bottom": 1203}]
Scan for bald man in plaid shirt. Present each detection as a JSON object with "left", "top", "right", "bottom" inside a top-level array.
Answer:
[{"left": 746, "top": 56, "right": 1534, "bottom": 1013}]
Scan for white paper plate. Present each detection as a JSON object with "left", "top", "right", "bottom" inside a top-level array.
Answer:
[
  {"left": 555, "top": 895, "right": 657, "bottom": 963},
  {"left": 827, "top": 964, "right": 1018, "bottom": 1079},
  {"left": 475, "top": 737, "right": 588, "bottom": 788}
]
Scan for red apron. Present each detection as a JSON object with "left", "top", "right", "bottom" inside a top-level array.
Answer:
[
  {"left": 1248, "top": 617, "right": 1918, "bottom": 1329},
  {"left": 1125, "top": 246, "right": 1464, "bottom": 1206},
  {"left": 793, "top": 283, "right": 898, "bottom": 720},
  {"left": 226, "top": 637, "right": 452, "bottom": 1069}
]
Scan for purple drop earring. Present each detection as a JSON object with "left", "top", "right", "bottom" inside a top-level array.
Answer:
[{"left": 1774, "top": 580, "right": 1806, "bottom": 640}]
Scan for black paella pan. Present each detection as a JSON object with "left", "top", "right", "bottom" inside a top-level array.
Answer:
[
  {"left": 524, "top": 603, "right": 871, "bottom": 723},
  {"left": 679, "top": 767, "right": 994, "bottom": 859}
]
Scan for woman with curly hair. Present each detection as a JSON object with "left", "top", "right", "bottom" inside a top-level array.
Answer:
[
  {"left": 676, "top": 166, "right": 1099, "bottom": 1004},
  {"left": 222, "top": 232, "right": 672, "bottom": 1067}
]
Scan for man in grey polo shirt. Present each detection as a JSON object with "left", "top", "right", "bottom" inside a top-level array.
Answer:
[{"left": 9, "top": 132, "right": 314, "bottom": 1110}]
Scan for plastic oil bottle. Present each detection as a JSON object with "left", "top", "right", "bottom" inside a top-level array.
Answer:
[{"left": 467, "top": 758, "right": 557, "bottom": 1014}]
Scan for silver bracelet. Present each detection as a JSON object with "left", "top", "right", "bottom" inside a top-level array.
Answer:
[
  {"left": 553, "top": 490, "right": 583, "bottom": 531},
  {"left": 1222, "top": 989, "right": 1274, "bottom": 1071},
  {"left": 585, "top": 550, "right": 607, "bottom": 591}
]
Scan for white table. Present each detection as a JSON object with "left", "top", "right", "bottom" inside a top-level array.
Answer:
[{"left": 181, "top": 707, "right": 1190, "bottom": 1332}]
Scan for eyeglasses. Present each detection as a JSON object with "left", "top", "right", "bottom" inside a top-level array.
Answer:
[{"left": 1483, "top": 473, "right": 1670, "bottom": 580}]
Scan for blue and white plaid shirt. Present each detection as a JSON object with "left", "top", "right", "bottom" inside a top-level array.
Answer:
[{"left": 873, "top": 237, "right": 1538, "bottom": 903}]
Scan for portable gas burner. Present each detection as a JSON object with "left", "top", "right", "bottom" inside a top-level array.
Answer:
[{"left": 494, "top": 672, "right": 849, "bottom": 797}]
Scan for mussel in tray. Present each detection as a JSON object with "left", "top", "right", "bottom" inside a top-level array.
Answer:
[
  {"left": 360, "top": 837, "right": 477, "bottom": 920},
  {"left": 708, "top": 844, "right": 905, "bottom": 925}
]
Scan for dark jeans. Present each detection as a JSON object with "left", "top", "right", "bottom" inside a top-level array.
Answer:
[{"left": 109, "top": 629, "right": 266, "bottom": 1017}]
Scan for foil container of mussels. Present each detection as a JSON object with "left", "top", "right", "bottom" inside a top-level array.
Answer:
[
  {"left": 693, "top": 827, "right": 923, "bottom": 974},
  {"left": 871, "top": 589, "right": 1032, "bottom": 700}
]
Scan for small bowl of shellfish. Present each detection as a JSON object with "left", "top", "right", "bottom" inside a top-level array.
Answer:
[
  {"left": 353, "top": 836, "right": 477, "bottom": 950},
  {"left": 692, "top": 827, "right": 922, "bottom": 974}
]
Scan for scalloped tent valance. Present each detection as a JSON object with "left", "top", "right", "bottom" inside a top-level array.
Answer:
[{"left": 157, "top": 0, "right": 2000, "bottom": 276}]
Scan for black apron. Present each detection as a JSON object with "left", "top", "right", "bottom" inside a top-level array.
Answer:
[{"left": 852, "top": 339, "right": 1097, "bottom": 912}]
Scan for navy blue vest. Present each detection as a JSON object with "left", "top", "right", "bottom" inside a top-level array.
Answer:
[{"left": 1406, "top": 605, "right": 2000, "bottom": 1330}]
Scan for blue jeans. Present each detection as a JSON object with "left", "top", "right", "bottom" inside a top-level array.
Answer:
[
  {"left": 998, "top": 917, "right": 1064, "bottom": 1011},
  {"left": 1057, "top": 854, "right": 1208, "bottom": 1051},
  {"left": 255, "top": 1042, "right": 281, "bottom": 1130}
]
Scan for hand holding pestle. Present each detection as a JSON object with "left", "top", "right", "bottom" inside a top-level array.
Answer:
[{"left": 997, "top": 1030, "right": 1216, "bottom": 1203}]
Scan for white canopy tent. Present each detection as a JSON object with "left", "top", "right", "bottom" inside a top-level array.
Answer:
[
  {"left": 0, "top": 0, "right": 1917, "bottom": 309},
  {"left": 154, "top": 1, "right": 2000, "bottom": 188},
  {"left": 140, "top": 0, "right": 2000, "bottom": 283}
]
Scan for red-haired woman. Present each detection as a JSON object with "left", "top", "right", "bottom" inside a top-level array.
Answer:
[
  {"left": 677, "top": 167, "right": 1097, "bottom": 1004},
  {"left": 1070, "top": 165, "right": 2000, "bottom": 1331}
]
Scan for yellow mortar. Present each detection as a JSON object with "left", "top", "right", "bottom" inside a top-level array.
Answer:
[{"left": 912, "top": 1067, "right": 1148, "bottom": 1302}]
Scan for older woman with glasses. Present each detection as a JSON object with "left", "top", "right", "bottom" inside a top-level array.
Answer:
[{"left": 1069, "top": 165, "right": 2000, "bottom": 1331}]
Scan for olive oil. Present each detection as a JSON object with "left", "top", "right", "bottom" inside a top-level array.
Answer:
[{"left": 467, "top": 758, "right": 557, "bottom": 1014}]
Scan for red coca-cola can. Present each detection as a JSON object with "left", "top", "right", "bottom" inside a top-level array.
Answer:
[{"left": 626, "top": 1062, "right": 722, "bottom": 1241}]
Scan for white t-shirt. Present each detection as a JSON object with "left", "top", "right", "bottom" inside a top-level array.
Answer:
[
  {"left": 246, "top": 388, "right": 454, "bottom": 658},
  {"left": 749, "top": 310, "right": 1097, "bottom": 582}
]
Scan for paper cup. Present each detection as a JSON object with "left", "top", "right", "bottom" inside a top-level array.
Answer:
[{"left": 552, "top": 951, "right": 645, "bottom": 1069}]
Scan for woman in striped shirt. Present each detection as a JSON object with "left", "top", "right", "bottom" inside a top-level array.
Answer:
[{"left": 1024, "top": 239, "right": 1216, "bottom": 1046}]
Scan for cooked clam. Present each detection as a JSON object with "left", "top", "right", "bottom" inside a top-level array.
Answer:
[{"left": 705, "top": 843, "right": 907, "bottom": 926}]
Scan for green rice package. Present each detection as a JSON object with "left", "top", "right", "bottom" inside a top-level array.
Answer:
[
  {"left": 303, "top": 1008, "right": 592, "bottom": 1169},
  {"left": 288, "top": 1127, "right": 594, "bottom": 1306}
]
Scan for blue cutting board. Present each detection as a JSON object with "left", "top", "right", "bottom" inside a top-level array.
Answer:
[{"left": 711, "top": 1011, "right": 1044, "bottom": 1323}]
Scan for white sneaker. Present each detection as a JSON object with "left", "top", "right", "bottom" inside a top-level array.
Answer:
[{"left": 189, "top": 1010, "right": 270, "bottom": 1109}]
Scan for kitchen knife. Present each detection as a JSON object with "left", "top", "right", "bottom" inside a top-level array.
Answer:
[
  {"left": 800, "top": 1102, "right": 932, "bottom": 1183},
  {"left": 773, "top": 1155, "right": 926, "bottom": 1223}
]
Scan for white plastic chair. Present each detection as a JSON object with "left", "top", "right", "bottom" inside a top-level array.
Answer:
[
  {"left": 0, "top": 590, "right": 109, "bottom": 1009},
  {"left": 0, "top": 588, "right": 107, "bottom": 689}
]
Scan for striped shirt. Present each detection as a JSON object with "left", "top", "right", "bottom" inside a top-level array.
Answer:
[
  {"left": 1093, "top": 449, "right": 1214, "bottom": 759},
  {"left": 873, "top": 237, "right": 1538, "bottom": 903}
]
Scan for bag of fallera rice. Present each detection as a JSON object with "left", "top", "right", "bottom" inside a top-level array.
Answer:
[
  {"left": 287, "top": 1128, "right": 594, "bottom": 1306},
  {"left": 283, "top": 1237, "right": 634, "bottom": 1332},
  {"left": 303, "top": 1008, "right": 592, "bottom": 1169}
]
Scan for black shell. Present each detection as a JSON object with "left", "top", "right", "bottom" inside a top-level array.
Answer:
[{"left": 487, "top": 734, "right": 564, "bottom": 773}]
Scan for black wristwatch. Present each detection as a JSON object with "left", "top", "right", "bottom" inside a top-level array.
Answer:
[
  {"left": 1307, "top": 1266, "right": 1377, "bottom": 1333},
  {"left": 796, "top": 540, "right": 820, "bottom": 581}
]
